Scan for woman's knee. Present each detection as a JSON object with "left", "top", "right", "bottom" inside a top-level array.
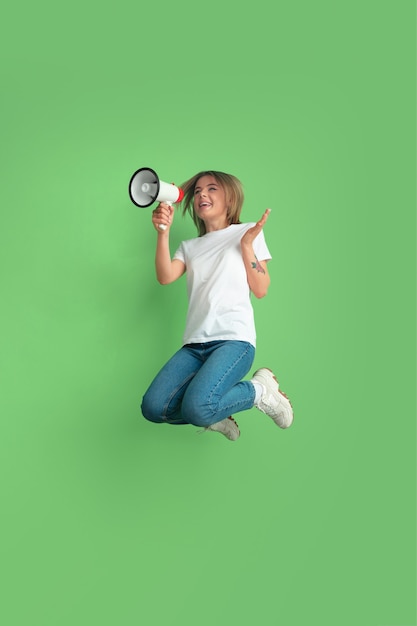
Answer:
[{"left": 141, "top": 393, "right": 164, "bottom": 424}]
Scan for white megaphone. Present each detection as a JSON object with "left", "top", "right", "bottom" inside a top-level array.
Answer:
[{"left": 128, "top": 167, "right": 184, "bottom": 230}]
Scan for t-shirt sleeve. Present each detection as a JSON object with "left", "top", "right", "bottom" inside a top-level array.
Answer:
[
  {"left": 173, "top": 242, "right": 185, "bottom": 264},
  {"left": 254, "top": 230, "right": 272, "bottom": 262}
]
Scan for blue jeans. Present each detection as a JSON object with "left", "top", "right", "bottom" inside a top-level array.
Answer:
[{"left": 141, "top": 340, "right": 256, "bottom": 426}]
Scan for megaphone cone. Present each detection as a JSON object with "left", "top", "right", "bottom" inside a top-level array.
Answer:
[{"left": 128, "top": 167, "right": 184, "bottom": 208}]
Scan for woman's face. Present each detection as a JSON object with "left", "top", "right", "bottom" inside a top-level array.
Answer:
[{"left": 193, "top": 175, "right": 228, "bottom": 224}]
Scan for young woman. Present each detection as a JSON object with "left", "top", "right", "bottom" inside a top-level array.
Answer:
[{"left": 141, "top": 170, "right": 293, "bottom": 440}]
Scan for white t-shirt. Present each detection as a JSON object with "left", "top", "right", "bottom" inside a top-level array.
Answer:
[{"left": 173, "top": 223, "right": 272, "bottom": 347}]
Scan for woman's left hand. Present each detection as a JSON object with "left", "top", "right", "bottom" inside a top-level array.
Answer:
[{"left": 240, "top": 209, "right": 271, "bottom": 247}]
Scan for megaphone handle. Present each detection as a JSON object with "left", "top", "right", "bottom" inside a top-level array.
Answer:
[{"left": 158, "top": 201, "right": 172, "bottom": 231}]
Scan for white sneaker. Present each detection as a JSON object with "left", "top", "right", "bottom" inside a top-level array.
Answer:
[
  {"left": 251, "top": 368, "right": 294, "bottom": 428},
  {"left": 205, "top": 416, "right": 240, "bottom": 441}
]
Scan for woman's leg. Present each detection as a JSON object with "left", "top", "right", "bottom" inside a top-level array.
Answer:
[
  {"left": 141, "top": 346, "right": 203, "bottom": 425},
  {"left": 181, "top": 341, "right": 256, "bottom": 427},
  {"left": 141, "top": 346, "right": 201, "bottom": 424}
]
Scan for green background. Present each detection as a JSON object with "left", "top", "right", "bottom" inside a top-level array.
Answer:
[{"left": 1, "top": 1, "right": 415, "bottom": 625}]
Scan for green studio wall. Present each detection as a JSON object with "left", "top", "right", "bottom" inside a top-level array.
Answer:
[{"left": 0, "top": 1, "right": 415, "bottom": 625}]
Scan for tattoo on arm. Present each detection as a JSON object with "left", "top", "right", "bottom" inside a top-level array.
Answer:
[{"left": 251, "top": 256, "right": 266, "bottom": 274}]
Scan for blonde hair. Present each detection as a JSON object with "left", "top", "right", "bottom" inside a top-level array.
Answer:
[{"left": 180, "top": 170, "right": 244, "bottom": 236}]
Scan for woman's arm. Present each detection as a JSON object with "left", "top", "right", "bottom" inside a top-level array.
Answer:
[
  {"left": 152, "top": 202, "right": 185, "bottom": 285},
  {"left": 240, "top": 209, "right": 271, "bottom": 298}
]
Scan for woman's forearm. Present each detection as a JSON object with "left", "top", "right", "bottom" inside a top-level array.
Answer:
[
  {"left": 155, "top": 232, "right": 185, "bottom": 285},
  {"left": 241, "top": 243, "right": 270, "bottom": 298}
]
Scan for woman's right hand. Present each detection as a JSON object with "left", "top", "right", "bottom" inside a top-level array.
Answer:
[{"left": 152, "top": 202, "right": 174, "bottom": 232}]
